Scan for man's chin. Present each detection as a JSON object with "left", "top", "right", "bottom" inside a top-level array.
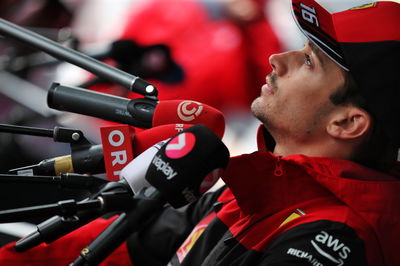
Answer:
[{"left": 250, "top": 98, "right": 266, "bottom": 122}]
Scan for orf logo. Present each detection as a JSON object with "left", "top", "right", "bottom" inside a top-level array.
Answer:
[
  {"left": 177, "top": 101, "right": 203, "bottom": 122},
  {"left": 165, "top": 132, "right": 196, "bottom": 159},
  {"left": 100, "top": 125, "right": 134, "bottom": 181}
]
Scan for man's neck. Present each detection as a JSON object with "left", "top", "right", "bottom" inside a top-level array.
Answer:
[{"left": 272, "top": 138, "right": 353, "bottom": 159}]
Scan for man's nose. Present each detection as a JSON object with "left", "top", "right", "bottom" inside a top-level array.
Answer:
[{"left": 269, "top": 50, "right": 297, "bottom": 76}]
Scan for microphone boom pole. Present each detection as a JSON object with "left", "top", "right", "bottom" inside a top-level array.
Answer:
[{"left": 0, "top": 18, "right": 157, "bottom": 97}]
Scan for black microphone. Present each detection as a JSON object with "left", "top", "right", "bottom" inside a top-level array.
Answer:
[
  {"left": 72, "top": 124, "right": 230, "bottom": 265},
  {"left": 9, "top": 145, "right": 104, "bottom": 176},
  {"left": 47, "top": 83, "right": 157, "bottom": 129}
]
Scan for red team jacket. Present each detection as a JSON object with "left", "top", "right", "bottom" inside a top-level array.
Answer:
[
  {"left": 1, "top": 130, "right": 399, "bottom": 265},
  {"left": 153, "top": 150, "right": 399, "bottom": 266}
]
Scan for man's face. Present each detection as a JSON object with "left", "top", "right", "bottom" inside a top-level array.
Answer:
[{"left": 251, "top": 41, "right": 345, "bottom": 143}]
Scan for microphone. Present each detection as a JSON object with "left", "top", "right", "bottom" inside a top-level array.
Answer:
[
  {"left": 72, "top": 124, "right": 230, "bottom": 265},
  {"left": 9, "top": 124, "right": 193, "bottom": 176},
  {"left": 145, "top": 124, "right": 229, "bottom": 208},
  {"left": 14, "top": 124, "right": 229, "bottom": 253},
  {"left": 47, "top": 83, "right": 157, "bottom": 129},
  {"left": 9, "top": 145, "right": 104, "bottom": 176},
  {"left": 47, "top": 83, "right": 225, "bottom": 134}
]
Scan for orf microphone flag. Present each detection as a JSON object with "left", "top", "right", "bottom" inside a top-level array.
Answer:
[
  {"left": 9, "top": 124, "right": 193, "bottom": 177},
  {"left": 101, "top": 124, "right": 193, "bottom": 180},
  {"left": 100, "top": 125, "right": 135, "bottom": 181}
]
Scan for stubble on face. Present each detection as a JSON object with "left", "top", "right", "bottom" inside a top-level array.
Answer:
[
  {"left": 251, "top": 71, "right": 336, "bottom": 139},
  {"left": 305, "top": 101, "right": 335, "bottom": 135},
  {"left": 250, "top": 72, "right": 278, "bottom": 128}
]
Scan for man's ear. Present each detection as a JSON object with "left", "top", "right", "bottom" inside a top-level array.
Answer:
[{"left": 326, "top": 106, "right": 371, "bottom": 140}]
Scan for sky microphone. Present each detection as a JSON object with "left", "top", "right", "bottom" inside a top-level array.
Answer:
[
  {"left": 145, "top": 124, "right": 229, "bottom": 207},
  {"left": 120, "top": 122, "right": 228, "bottom": 196},
  {"left": 47, "top": 83, "right": 225, "bottom": 136}
]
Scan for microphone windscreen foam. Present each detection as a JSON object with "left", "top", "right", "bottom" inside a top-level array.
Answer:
[
  {"left": 152, "top": 100, "right": 225, "bottom": 138},
  {"left": 145, "top": 124, "right": 229, "bottom": 208}
]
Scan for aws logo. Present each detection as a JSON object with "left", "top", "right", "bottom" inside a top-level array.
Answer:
[
  {"left": 311, "top": 231, "right": 351, "bottom": 265},
  {"left": 177, "top": 101, "right": 203, "bottom": 122}
]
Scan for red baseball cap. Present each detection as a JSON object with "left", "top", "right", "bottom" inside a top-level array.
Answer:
[{"left": 291, "top": 0, "right": 400, "bottom": 147}]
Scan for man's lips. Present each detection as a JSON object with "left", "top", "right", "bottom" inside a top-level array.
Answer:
[{"left": 261, "top": 75, "right": 275, "bottom": 95}]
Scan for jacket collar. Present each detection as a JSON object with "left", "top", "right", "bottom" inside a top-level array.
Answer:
[{"left": 221, "top": 148, "right": 400, "bottom": 220}]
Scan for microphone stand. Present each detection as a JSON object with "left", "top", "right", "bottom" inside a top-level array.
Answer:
[
  {"left": 0, "top": 124, "right": 105, "bottom": 175},
  {"left": 0, "top": 173, "right": 107, "bottom": 190},
  {"left": 0, "top": 188, "right": 134, "bottom": 223},
  {"left": 0, "top": 199, "right": 102, "bottom": 223},
  {"left": 0, "top": 18, "right": 158, "bottom": 97},
  {"left": 13, "top": 181, "right": 131, "bottom": 252},
  {"left": 0, "top": 123, "right": 89, "bottom": 144}
]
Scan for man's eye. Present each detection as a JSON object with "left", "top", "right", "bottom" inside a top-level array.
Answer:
[{"left": 304, "top": 54, "right": 312, "bottom": 66}]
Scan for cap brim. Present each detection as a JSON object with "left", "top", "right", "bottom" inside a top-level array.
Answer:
[{"left": 291, "top": 0, "right": 349, "bottom": 70}]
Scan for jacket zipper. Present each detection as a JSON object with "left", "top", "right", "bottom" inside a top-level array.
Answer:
[{"left": 274, "top": 156, "right": 284, "bottom": 176}]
